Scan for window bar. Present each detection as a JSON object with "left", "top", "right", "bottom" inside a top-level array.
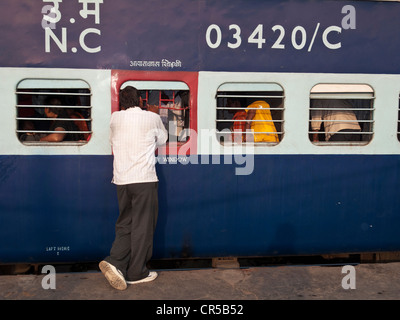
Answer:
[{"left": 17, "top": 130, "right": 92, "bottom": 134}]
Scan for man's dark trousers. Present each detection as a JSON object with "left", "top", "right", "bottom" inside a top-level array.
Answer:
[{"left": 105, "top": 182, "right": 158, "bottom": 281}]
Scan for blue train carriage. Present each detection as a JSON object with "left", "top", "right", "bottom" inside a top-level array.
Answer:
[{"left": 1, "top": 0, "right": 400, "bottom": 266}]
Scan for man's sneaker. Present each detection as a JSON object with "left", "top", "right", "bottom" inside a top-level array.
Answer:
[
  {"left": 99, "top": 260, "right": 127, "bottom": 290},
  {"left": 126, "top": 271, "right": 158, "bottom": 285}
]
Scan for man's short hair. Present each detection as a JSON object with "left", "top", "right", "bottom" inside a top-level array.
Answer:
[{"left": 119, "top": 86, "right": 140, "bottom": 110}]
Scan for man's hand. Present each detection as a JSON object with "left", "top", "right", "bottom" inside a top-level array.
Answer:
[{"left": 147, "top": 104, "right": 159, "bottom": 114}]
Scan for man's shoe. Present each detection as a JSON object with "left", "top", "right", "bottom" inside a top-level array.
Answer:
[
  {"left": 99, "top": 260, "right": 127, "bottom": 290},
  {"left": 126, "top": 271, "right": 158, "bottom": 285}
]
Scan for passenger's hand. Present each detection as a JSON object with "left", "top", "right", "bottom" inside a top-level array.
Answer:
[{"left": 147, "top": 104, "right": 159, "bottom": 114}]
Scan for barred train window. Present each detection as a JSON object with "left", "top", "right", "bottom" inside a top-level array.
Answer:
[
  {"left": 16, "top": 79, "right": 92, "bottom": 146},
  {"left": 216, "top": 83, "right": 284, "bottom": 145},
  {"left": 121, "top": 81, "right": 190, "bottom": 143},
  {"left": 309, "top": 84, "right": 374, "bottom": 145},
  {"left": 398, "top": 94, "right": 400, "bottom": 142}
]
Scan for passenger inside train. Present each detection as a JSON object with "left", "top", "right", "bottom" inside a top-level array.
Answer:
[
  {"left": 309, "top": 84, "right": 374, "bottom": 144},
  {"left": 310, "top": 99, "right": 362, "bottom": 142},
  {"left": 16, "top": 84, "right": 92, "bottom": 144},
  {"left": 139, "top": 89, "right": 190, "bottom": 143},
  {"left": 216, "top": 88, "right": 284, "bottom": 145}
]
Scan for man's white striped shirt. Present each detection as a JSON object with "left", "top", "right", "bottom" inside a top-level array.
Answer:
[{"left": 110, "top": 107, "right": 168, "bottom": 185}]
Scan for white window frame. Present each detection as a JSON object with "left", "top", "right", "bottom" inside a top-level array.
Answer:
[
  {"left": 215, "top": 82, "right": 285, "bottom": 146},
  {"left": 309, "top": 84, "right": 375, "bottom": 146},
  {"left": 16, "top": 79, "right": 92, "bottom": 146}
]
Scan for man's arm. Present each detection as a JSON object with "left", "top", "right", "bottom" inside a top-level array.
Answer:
[
  {"left": 310, "top": 100, "right": 323, "bottom": 142},
  {"left": 243, "top": 109, "right": 256, "bottom": 142},
  {"left": 245, "top": 109, "right": 255, "bottom": 131},
  {"left": 40, "top": 127, "right": 66, "bottom": 142},
  {"left": 155, "top": 116, "right": 168, "bottom": 146}
]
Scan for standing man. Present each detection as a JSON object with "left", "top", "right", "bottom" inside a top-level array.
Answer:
[{"left": 99, "top": 86, "right": 167, "bottom": 290}]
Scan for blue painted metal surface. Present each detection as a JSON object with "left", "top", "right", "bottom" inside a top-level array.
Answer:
[
  {"left": 1, "top": 0, "right": 400, "bottom": 264},
  {"left": 1, "top": 154, "right": 399, "bottom": 263},
  {"left": 0, "top": 0, "right": 399, "bottom": 73},
  {"left": 0, "top": 156, "right": 117, "bottom": 263}
]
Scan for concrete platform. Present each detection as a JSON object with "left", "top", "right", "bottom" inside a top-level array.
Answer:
[{"left": 1, "top": 262, "right": 399, "bottom": 301}]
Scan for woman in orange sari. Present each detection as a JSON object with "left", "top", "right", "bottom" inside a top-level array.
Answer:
[{"left": 245, "top": 101, "right": 278, "bottom": 142}]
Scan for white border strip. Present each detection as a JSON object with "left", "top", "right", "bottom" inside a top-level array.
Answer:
[
  {"left": 198, "top": 71, "right": 400, "bottom": 155},
  {"left": 0, "top": 67, "right": 112, "bottom": 155}
]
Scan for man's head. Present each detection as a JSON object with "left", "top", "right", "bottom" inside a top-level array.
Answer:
[
  {"left": 43, "top": 97, "right": 63, "bottom": 118},
  {"left": 226, "top": 98, "right": 241, "bottom": 108},
  {"left": 44, "top": 107, "right": 61, "bottom": 118},
  {"left": 119, "top": 86, "right": 140, "bottom": 110}
]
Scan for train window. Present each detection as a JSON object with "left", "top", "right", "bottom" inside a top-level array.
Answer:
[
  {"left": 216, "top": 83, "right": 284, "bottom": 145},
  {"left": 16, "top": 79, "right": 92, "bottom": 146},
  {"left": 309, "top": 84, "right": 374, "bottom": 145},
  {"left": 398, "top": 94, "right": 400, "bottom": 142},
  {"left": 121, "top": 81, "right": 190, "bottom": 143}
]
